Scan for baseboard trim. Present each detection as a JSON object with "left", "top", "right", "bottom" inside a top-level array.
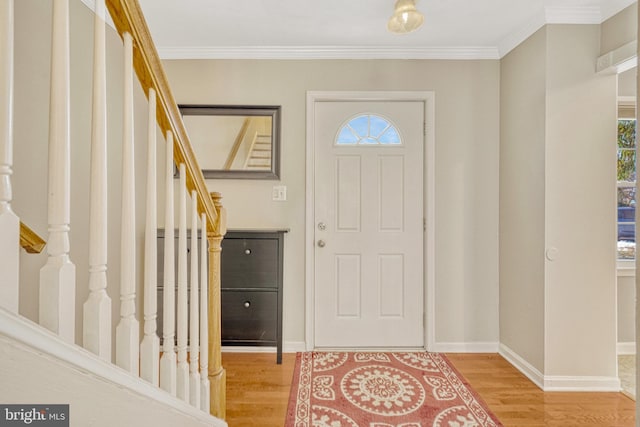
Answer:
[
  {"left": 221, "top": 341, "right": 306, "bottom": 354},
  {"left": 617, "top": 342, "right": 636, "bottom": 355},
  {"left": 498, "top": 343, "right": 545, "bottom": 389},
  {"left": 284, "top": 341, "right": 307, "bottom": 352},
  {"left": 221, "top": 346, "right": 275, "bottom": 353},
  {"left": 430, "top": 341, "right": 500, "bottom": 353},
  {"left": 542, "top": 375, "right": 621, "bottom": 392},
  {"left": 499, "top": 343, "right": 622, "bottom": 392}
]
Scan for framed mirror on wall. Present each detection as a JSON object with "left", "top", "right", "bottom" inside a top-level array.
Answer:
[{"left": 178, "top": 105, "right": 281, "bottom": 179}]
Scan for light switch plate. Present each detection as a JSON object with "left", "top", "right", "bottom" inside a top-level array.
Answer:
[{"left": 272, "top": 185, "right": 287, "bottom": 201}]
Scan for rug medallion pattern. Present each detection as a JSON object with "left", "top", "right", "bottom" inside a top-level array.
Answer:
[{"left": 287, "top": 352, "right": 503, "bottom": 427}]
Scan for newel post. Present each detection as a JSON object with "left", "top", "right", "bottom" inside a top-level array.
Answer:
[{"left": 208, "top": 191, "right": 226, "bottom": 418}]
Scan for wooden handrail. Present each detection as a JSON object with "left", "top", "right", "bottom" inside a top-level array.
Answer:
[
  {"left": 222, "top": 118, "right": 251, "bottom": 170},
  {"left": 105, "top": 0, "right": 219, "bottom": 234},
  {"left": 20, "top": 221, "right": 46, "bottom": 254}
]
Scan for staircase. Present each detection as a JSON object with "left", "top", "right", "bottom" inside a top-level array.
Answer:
[
  {"left": 224, "top": 116, "right": 273, "bottom": 171},
  {"left": 245, "top": 132, "right": 273, "bottom": 169},
  {"left": 0, "top": 1, "right": 227, "bottom": 425}
]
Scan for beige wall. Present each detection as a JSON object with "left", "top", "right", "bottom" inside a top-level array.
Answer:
[
  {"left": 501, "top": 23, "right": 618, "bottom": 381},
  {"left": 544, "top": 24, "right": 617, "bottom": 377},
  {"left": 618, "top": 276, "right": 636, "bottom": 343},
  {"left": 499, "top": 27, "right": 547, "bottom": 373},
  {"left": 162, "top": 59, "right": 501, "bottom": 347},
  {"left": 600, "top": 3, "right": 637, "bottom": 55},
  {"left": 618, "top": 67, "right": 637, "bottom": 97}
]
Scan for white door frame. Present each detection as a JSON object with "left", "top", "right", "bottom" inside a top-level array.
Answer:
[{"left": 305, "top": 91, "right": 436, "bottom": 351}]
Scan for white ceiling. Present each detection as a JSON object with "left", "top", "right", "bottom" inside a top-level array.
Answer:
[{"left": 135, "top": 0, "right": 637, "bottom": 60}]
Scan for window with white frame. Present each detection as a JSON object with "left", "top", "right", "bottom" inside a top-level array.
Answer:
[{"left": 617, "top": 102, "right": 636, "bottom": 260}]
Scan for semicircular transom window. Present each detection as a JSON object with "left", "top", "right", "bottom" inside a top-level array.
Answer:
[{"left": 336, "top": 114, "right": 402, "bottom": 146}]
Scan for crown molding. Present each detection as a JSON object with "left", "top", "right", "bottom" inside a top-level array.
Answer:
[
  {"left": 544, "top": 6, "right": 601, "bottom": 24},
  {"left": 498, "top": 4, "right": 627, "bottom": 58},
  {"left": 157, "top": 45, "right": 500, "bottom": 60}
]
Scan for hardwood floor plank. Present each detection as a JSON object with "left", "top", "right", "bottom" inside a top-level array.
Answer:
[
  {"left": 223, "top": 353, "right": 296, "bottom": 427},
  {"left": 222, "top": 352, "right": 635, "bottom": 426},
  {"left": 447, "top": 353, "right": 635, "bottom": 427}
]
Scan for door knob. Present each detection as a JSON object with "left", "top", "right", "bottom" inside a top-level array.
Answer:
[{"left": 317, "top": 240, "right": 326, "bottom": 248}]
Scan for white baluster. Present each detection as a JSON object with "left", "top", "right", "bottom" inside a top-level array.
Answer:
[
  {"left": 199, "top": 212, "right": 210, "bottom": 412},
  {"left": 83, "top": 0, "right": 111, "bottom": 360},
  {"left": 189, "top": 191, "right": 200, "bottom": 408},
  {"left": 115, "top": 32, "right": 139, "bottom": 375},
  {"left": 140, "top": 88, "right": 159, "bottom": 385},
  {"left": 0, "top": 0, "right": 19, "bottom": 313},
  {"left": 159, "top": 131, "right": 176, "bottom": 395},
  {"left": 39, "top": 0, "right": 75, "bottom": 342},
  {"left": 176, "top": 163, "right": 189, "bottom": 402}
]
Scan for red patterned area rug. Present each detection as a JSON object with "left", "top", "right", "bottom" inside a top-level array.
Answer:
[{"left": 285, "top": 352, "right": 503, "bottom": 427}]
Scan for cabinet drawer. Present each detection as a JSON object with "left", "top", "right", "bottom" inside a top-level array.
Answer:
[
  {"left": 221, "top": 238, "right": 279, "bottom": 289},
  {"left": 222, "top": 291, "right": 277, "bottom": 342}
]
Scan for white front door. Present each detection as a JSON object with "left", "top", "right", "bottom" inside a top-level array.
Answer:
[{"left": 313, "top": 99, "right": 424, "bottom": 348}]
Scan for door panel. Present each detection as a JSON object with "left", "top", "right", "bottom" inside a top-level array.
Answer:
[{"left": 314, "top": 100, "right": 424, "bottom": 348}]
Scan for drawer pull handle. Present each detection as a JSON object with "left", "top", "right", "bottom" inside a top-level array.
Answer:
[
  {"left": 243, "top": 301, "right": 251, "bottom": 308},
  {"left": 244, "top": 249, "right": 251, "bottom": 255}
]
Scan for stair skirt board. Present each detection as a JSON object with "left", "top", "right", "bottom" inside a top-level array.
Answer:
[
  {"left": 499, "top": 343, "right": 621, "bottom": 392},
  {"left": 0, "top": 308, "right": 226, "bottom": 427}
]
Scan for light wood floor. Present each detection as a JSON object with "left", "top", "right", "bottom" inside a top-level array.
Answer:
[{"left": 222, "top": 352, "right": 635, "bottom": 427}]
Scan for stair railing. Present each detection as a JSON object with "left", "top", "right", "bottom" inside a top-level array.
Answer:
[{"left": 0, "top": 0, "right": 227, "bottom": 421}]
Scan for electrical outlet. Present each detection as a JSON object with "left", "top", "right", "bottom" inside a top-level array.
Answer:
[{"left": 272, "top": 185, "right": 287, "bottom": 201}]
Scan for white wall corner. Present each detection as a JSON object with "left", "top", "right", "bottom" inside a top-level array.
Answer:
[
  {"left": 498, "top": 343, "right": 545, "bottom": 390},
  {"left": 617, "top": 342, "right": 637, "bottom": 355},
  {"left": 431, "top": 342, "right": 500, "bottom": 353}
]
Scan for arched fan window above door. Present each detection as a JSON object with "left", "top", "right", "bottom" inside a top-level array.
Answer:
[{"left": 336, "top": 114, "right": 402, "bottom": 146}]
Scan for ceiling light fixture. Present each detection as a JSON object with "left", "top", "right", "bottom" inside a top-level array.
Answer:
[{"left": 387, "top": 0, "right": 424, "bottom": 34}]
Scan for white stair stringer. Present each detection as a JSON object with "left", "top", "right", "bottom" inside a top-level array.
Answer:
[{"left": 0, "top": 307, "right": 227, "bottom": 427}]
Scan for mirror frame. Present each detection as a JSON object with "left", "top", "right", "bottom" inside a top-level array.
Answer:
[{"left": 178, "top": 104, "right": 281, "bottom": 180}]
